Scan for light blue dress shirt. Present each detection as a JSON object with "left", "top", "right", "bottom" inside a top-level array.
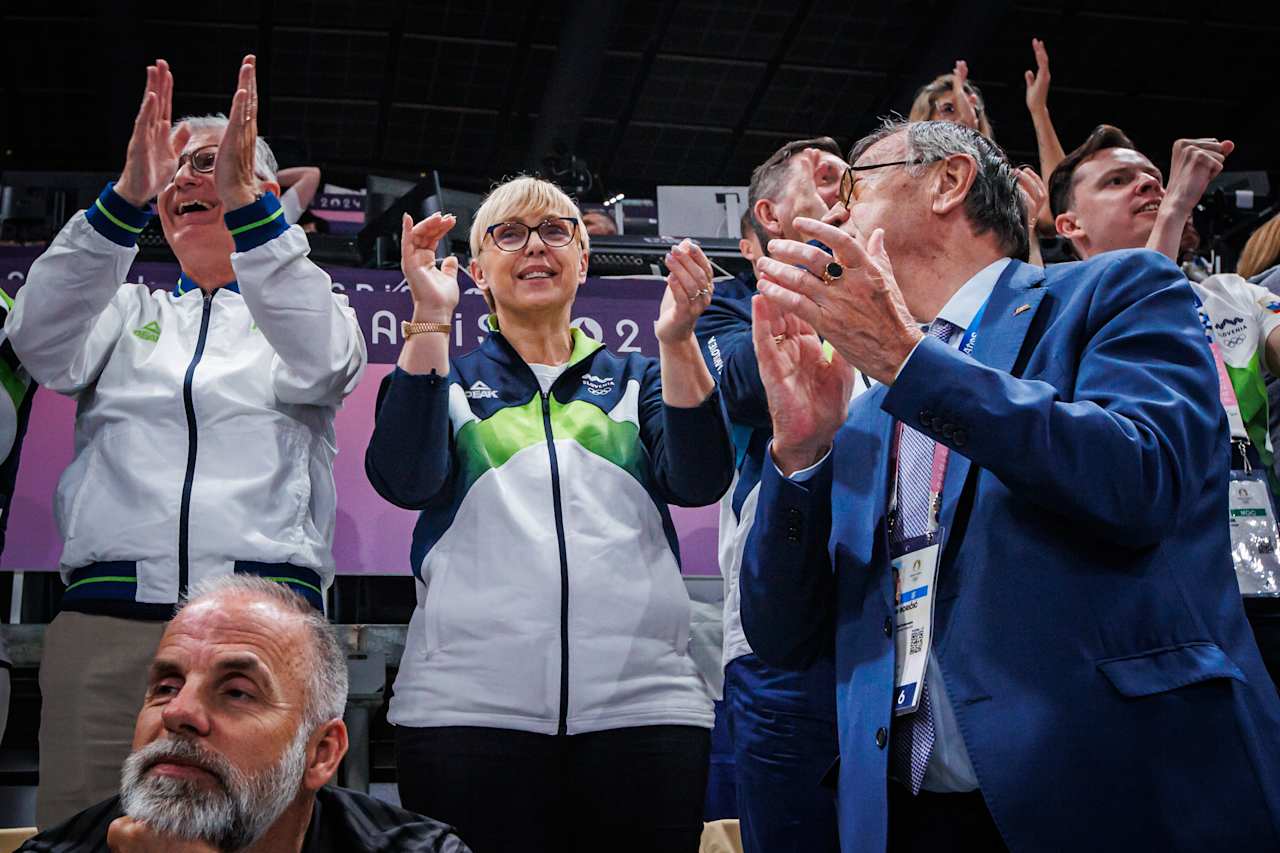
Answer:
[{"left": 778, "top": 257, "right": 1012, "bottom": 794}]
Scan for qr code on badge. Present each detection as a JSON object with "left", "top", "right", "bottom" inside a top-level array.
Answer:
[{"left": 909, "top": 628, "right": 924, "bottom": 655}]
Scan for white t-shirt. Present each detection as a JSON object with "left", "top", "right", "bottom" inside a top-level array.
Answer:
[
  {"left": 280, "top": 185, "right": 304, "bottom": 225},
  {"left": 528, "top": 362, "right": 569, "bottom": 394}
]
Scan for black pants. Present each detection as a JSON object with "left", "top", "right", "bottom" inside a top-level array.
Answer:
[
  {"left": 396, "top": 724, "right": 711, "bottom": 853},
  {"left": 1245, "top": 596, "right": 1280, "bottom": 694},
  {"left": 888, "top": 781, "right": 1008, "bottom": 853}
]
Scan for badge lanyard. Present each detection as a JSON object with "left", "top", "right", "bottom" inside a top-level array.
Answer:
[
  {"left": 1189, "top": 289, "right": 1280, "bottom": 595},
  {"left": 1189, "top": 288, "right": 1248, "bottom": 441},
  {"left": 887, "top": 300, "right": 987, "bottom": 715}
]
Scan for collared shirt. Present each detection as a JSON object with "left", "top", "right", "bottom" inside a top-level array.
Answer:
[
  {"left": 18, "top": 787, "right": 473, "bottom": 852},
  {"left": 909, "top": 256, "right": 1011, "bottom": 793},
  {"left": 779, "top": 256, "right": 1012, "bottom": 793}
]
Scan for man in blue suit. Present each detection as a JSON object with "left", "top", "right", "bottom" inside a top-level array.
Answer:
[{"left": 741, "top": 118, "right": 1280, "bottom": 852}]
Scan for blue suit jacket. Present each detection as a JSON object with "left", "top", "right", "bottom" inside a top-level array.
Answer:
[{"left": 741, "top": 250, "right": 1280, "bottom": 852}]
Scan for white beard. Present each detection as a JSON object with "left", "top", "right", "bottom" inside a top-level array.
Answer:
[{"left": 119, "top": 725, "right": 310, "bottom": 852}]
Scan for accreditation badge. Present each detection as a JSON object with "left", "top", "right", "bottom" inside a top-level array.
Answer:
[
  {"left": 1228, "top": 471, "right": 1280, "bottom": 596},
  {"left": 891, "top": 533, "right": 941, "bottom": 716}
]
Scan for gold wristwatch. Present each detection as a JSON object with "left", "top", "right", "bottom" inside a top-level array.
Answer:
[{"left": 401, "top": 320, "right": 451, "bottom": 339}]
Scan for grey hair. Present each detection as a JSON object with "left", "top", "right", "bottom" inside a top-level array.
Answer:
[
  {"left": 849, "top": 119, "right": 1029, "bottom": 260},
  {"left": 178, "top": 575, "right": 347, "bottom": 730},
  {"left": 175, "top": 114, "right": 280, "bottom": 182}
]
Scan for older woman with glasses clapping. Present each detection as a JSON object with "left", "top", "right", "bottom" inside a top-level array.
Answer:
[{"left": 365, "top": 175, "right": 734, "bottom": 853}]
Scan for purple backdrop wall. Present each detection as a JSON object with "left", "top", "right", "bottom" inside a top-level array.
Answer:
[{"left": 0, "top": 246, "right": 720, "bottom": 575}]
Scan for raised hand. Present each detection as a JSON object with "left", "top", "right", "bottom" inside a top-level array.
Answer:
[
  {"left": 401, "top": 212, "right": 459, "bottom": 321},
  {"left": 949, "top": 60, "right": 981, "bottom": 131},
  {"left": 755, "top": 218, "right": 922, "bottom": 386},
  {"left": 1165, "top": 137, "right": 1235, "bottom": 214},
  {"left": 214, "top": 55, "right": 264, "bottom": 211},
  {"left": 1024, "top": 38, "right": 1051, "bottom": 115},
  {"left": 1145, "top": 137, "right": 1235, "bottom": 261},
  {"left": 656, "top": 238, "right": 715, "bottom": 344},
  {"left": 115, "top": 59, "right": 191, "bottom": 207},
  {"left": 751, "top": 294, "right": 853, "bottom": 475}
]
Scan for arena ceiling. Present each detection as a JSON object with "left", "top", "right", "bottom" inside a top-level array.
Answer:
[{"left": 3, "top": 0, "right": 1276, "bottom": 200}]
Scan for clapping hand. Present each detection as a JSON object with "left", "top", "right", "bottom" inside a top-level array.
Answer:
[
  {"left": 107, "top": 816, "right": 220, "bottom": 853},
  {"left": 1015, "top": 167, "right": 1048, "bottom": 229},
  {"left": 214, "top": 55, "right": 265, "bottom": 212},
  {"left": 656, "top": 239, "right": 715, "bottom": 345},
  {"left": 751, "top": 294, "right": 854, "bottom": 475},
  {"left": 400, "top": 212, "right": 460, "bottom": 321},
  {"left": 114, "top": 59, "right": 191, "bottom": 207},
  {"left": 755, "top": 218, "right": 922, "bottom": 388}
]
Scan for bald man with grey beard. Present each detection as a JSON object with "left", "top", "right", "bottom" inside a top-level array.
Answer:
[{"left": 19, "top": 576, "right": 470, "bottom": 853}]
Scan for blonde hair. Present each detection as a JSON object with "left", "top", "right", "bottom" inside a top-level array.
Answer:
[
  {"left": 1239, "top": 213, "right": 1280, "bottom": 279},
  {"left": 468, "top": 176, "right": 590, "bottom": 257},
  {"left": 908, "top": 74, "right": 995, "bottom": 140}
]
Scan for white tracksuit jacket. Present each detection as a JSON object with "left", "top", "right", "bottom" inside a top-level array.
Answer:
[{"left": 3, "top": 186, "right": 366, "bottom": 612}]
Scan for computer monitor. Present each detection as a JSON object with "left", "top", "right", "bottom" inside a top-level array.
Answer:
[
  {"left": 358, "top": 172, "right": 485, "bottom": 267},
  {"left": 423, "top": 186, "right": 483, "bottom": 257},
  {"left": 656, "top": 186, "right": 749, "bottom": 239},
  {"left": 364, "top": 175, "right": 419, "bottom": 226},
  {"left": 0, "top": 171, "right": 117, "bottom": 241}
]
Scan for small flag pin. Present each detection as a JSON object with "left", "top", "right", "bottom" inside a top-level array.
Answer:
[{"left": 1014, "top": 303, "right": 1031, "bottom": 316}]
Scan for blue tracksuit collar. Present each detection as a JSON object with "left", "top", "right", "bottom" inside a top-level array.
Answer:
[{"left": 174, "top": 271, "right": 240, "bottom": 297}]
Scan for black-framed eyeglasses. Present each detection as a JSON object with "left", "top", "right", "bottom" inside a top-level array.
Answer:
[
  {"left": 484, "top": 217, "right": 580, "bottom": 252},
  {"left": 176, "top": 145, "right": 219, "bottom": 177},
  {"left": 838, "top": 158, "right": 927, "bottom": 207}
]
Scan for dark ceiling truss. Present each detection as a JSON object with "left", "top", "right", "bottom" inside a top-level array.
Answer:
[
  {"left": 373, "top": 0, "right": 410, "bottom": 165},
  {"left": 712, "top": 0, "right": 814, "bottom": 182},
  {"left": 601, "top": 0, "right": 682, "bottom": 183},
  {"left": 2, "top": 2, "right": 1277, "bottom": 192},
  {"left": 489, "top": 5, "right": 544, "bottom": 167}
]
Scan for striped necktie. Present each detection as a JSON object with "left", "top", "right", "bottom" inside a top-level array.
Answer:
[{"left": 889, "top": 318, "right": 955, "bottom": 795}]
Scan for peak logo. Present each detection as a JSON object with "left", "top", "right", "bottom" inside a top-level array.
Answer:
[
  {"left": 465, "top": 380, "right": 499, "bottom": 399},
  {"left": 582, "top": 374, "right": 614, "bottom": 396}
]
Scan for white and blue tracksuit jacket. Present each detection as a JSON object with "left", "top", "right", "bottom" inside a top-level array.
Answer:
[
  {"left": 366, "top": 326, "right": 734, "bottom": 734},
  {"left": 4, "top": 185, "right": 366, "bottom": 615}
]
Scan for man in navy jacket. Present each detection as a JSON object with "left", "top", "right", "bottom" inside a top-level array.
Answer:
[
  {"left": 742, "top": 118, "right": 1280, "bottom": 851},
  {"left": 693, "top": 136, "right": 853, "bottom": 853}
]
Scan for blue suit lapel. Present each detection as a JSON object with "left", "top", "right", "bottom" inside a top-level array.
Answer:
[
  {"left": 841, "top": 383, "right": 899, "bottom": 611},
  {"left": 937, "top": 259, "right": 1048, "bottom": 537}
]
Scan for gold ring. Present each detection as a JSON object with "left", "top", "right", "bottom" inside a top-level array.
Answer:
[
  {"left": 697, "top": 286, "right": 713, "bottom": 298},
  {"left": 821, "top": 261, "right": 844, "bottom": 285},
  {"left": 772, "top": 333, "right": 786, "bottom": 346}
]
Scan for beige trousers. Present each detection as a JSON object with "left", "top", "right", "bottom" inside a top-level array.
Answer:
[{"left": 35, "top": 611, "right": 166, "bottom": 828}]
